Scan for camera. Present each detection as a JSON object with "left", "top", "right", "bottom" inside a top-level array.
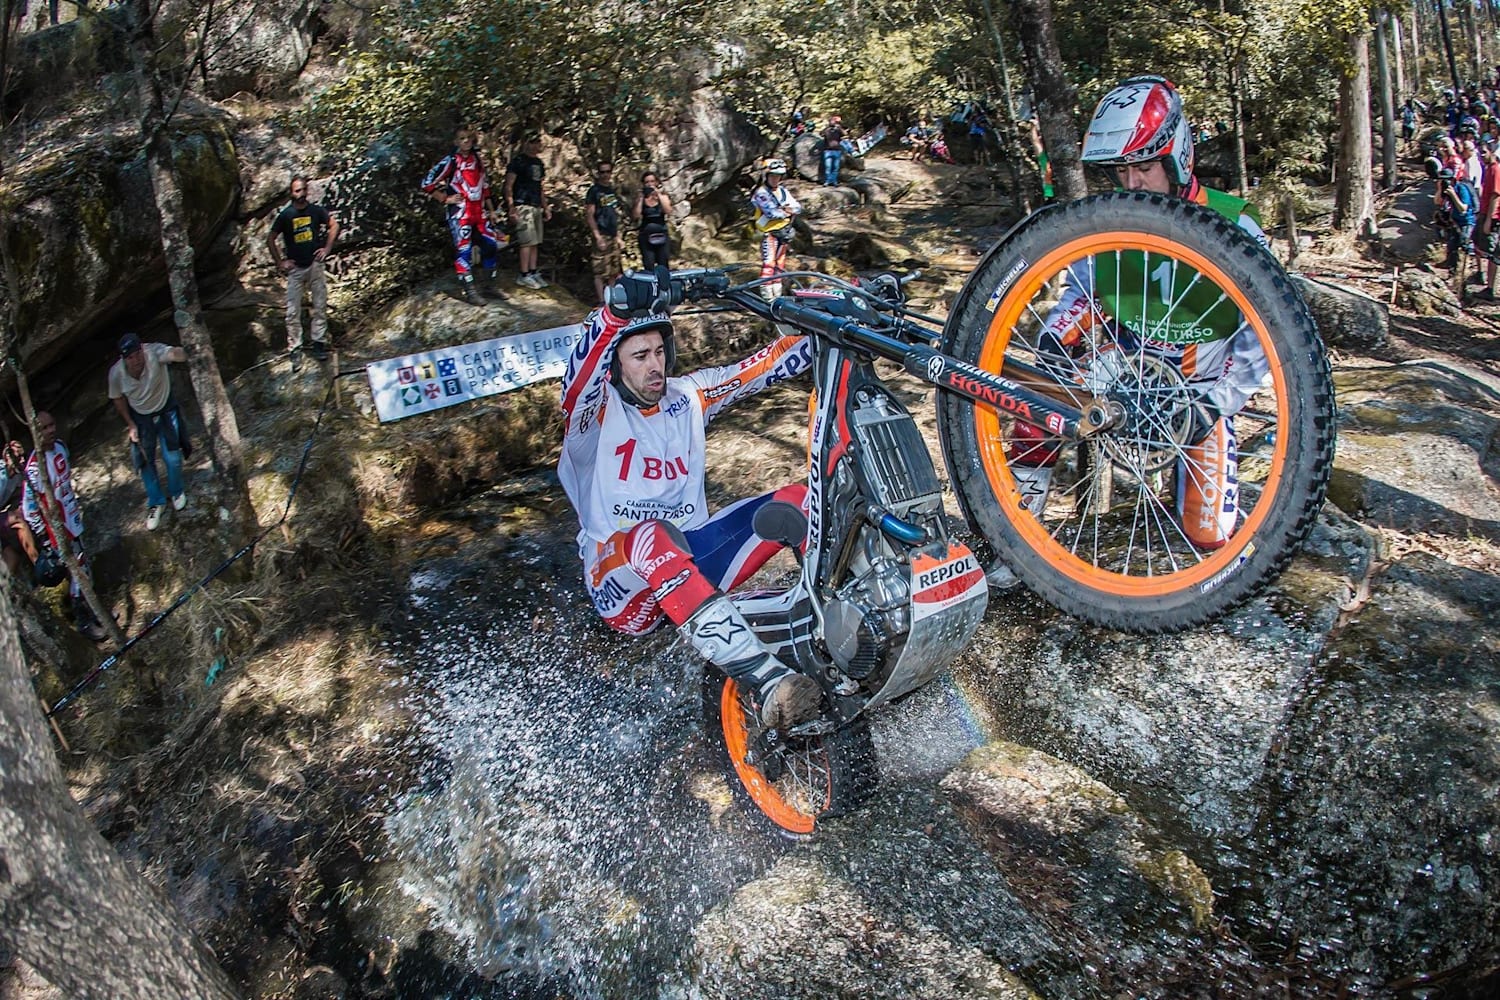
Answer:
[{"left": 644, "top": 186, "right": 656, "bottom": 195}]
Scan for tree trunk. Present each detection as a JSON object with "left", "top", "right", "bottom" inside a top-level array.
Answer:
[
  {"left": 1404, "top": 3, "right": 1416, "bottom": 85},
  {"left": 1335, "top": 28, "right": 1376, "bottom": 235},
  {"left": 1391, "top": 10, "right": 1405, "bottom": 98},
  {"left": 1228, "top": 57, "right": 1250, "bottom": 194},
  {"left": 1010, "top": 0, "right": 1087, "bottom": 200},
  {"left": 1375, "top": 12, "right": 1398, "bottom": 190},
  {"left": 1463, "top": 0, "right": 1483, "bottom": 82},
  {"left": 1438, "top": 0, "right": 1462, "bottom": 94},
  {"left": 975, "top": 0, "right": 1038, "bottom": 211},
  {"left": 0, "top": 588, "right": 240, "bottom": 999},
  {"left": 124, "top": 0, "right": 253, "bottom": 523}
]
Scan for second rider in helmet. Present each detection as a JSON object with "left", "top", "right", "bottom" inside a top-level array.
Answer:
[{"left": 1003, "top": 76, "right": 1272, "bottom": 578}]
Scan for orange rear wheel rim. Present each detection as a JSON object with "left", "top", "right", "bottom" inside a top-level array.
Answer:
[{"left": 974, "top": 230, "right": 1291, "bottom": 596}]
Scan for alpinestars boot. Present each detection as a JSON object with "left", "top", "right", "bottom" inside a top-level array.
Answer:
[{"left": 682, "top": 595, "right": 822, "bottom": 728}]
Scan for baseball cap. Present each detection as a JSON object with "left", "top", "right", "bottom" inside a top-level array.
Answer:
[{"left": 118, "top": 332, "right": 142, "bottom": 356}]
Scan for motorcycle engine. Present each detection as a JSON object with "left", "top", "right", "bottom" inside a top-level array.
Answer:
[
  {"left": 823, "top": 528, "right": 910, "bottom": 678},
  {"left": 821, "top": 387, "right": 944, "bottom": 679}
]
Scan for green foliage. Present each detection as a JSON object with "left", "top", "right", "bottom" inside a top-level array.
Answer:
[
  {"left": 309, "top": 0, "right": 717, "bottom": 160},
  {"left": 1050, "top": 0, "right": 1382, "bottom": 185},
  {"left": 307, "top": 0, "right": 989, "bottom": 162}
]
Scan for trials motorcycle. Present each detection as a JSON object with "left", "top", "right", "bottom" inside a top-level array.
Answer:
[{"left": 653, "top": 193, "right": 1335, "bottom": 836}]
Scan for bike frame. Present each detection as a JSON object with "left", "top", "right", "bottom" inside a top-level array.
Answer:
[{"left": 708, "top": 282, "right": 999, "bottom": 721}]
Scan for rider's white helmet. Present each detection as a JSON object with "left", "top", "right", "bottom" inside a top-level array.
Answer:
[
  {"left": 765, "top": 158, "right": 788, "bottom": 175},
  {"left": 1082, "top": 75, "right": 1195, "bottom": 188}
]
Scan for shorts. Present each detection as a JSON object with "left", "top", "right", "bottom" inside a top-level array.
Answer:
[
  {"left": 590, "top": 234, "right": 623, "bottom": 278},
  {"left": 514, "top": 204, "right": 544, "bottom": 247},
  {"left": 1478, "top": 227, "right": 1500, "bottom": 260}
]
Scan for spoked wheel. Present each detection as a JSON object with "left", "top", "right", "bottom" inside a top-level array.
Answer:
[
  {"left": 939, "top": 192, "right": 1336, "bottom": 633},
  {"left": 702, "top": 671, "right": 877, "bottom": 838}
]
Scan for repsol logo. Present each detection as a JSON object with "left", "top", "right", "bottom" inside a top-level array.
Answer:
[
  {"left": 590, "top": 576, "right": 631, "bottom": 614},
  {"left": 765, "top": 351, "right": 808, "bottom": 387},
  {"left": 916, "top": 555, "right": 979, "bottom": 590}
]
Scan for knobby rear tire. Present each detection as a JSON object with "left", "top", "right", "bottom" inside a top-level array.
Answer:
[{"left": 938, "top": 192, "right": 1336, "bottom": 633}]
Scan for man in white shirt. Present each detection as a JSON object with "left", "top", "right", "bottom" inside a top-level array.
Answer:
[{"left": 108, "top": 332, "right": 191, "bottom": 530}]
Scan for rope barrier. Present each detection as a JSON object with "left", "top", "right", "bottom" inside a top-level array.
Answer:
[{"left": 46, "top": 364, "right": 368, "bottom": 717}]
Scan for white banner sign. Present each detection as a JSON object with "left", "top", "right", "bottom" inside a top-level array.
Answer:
[{"left": 367, "top": 324, "right": 580, "bottom": 422}]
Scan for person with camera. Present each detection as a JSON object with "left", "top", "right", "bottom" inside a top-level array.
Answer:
[
  {"left": 633, "top": 169, "right": 674, "bottom": 271},
  {"left": 1434, "top": 165, "right": 1479, "bottom": 271},
  {"left": 21, "top": 412, "right": 108, "bottom": 640}
]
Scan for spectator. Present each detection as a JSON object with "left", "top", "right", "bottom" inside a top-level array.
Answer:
[
  {"left": 504, "top": 136, "right": 552, "bottom": 289},
  {"left": 266, "top": 176, "right": 338, "bottom": 372},
  {"left": 1475, "top": 138, "right": 1500, "bottom": 300},
  {"left": 1400, "top": 98, "right": 1418, "bottom": 146},
  {"left": 585, "top": 161, "right": 624, "bottom": 306},
  {"left": 633, "top": 169, "right": 674, "bottom": 271},
  {"left": 821, "top": 115, "right": 847, "bottom": 186},
  {"left": 108, "top": 333, "right": 191, "bottom": 530},
  {"left": 749, "top": 158, "right": 801, "bottom": 301},
  {"left": 421, "top": 125, "right": 507, "bottom": 307},
  {"left": 1030, "top": 119, "right": 1055, "bottom": 202},
  {"left": 1434, "top": 167, "right": 1478, "bottom": 270},
  {"left": 22, "top": 411, "right": 108, "bottom": 641},
  {"left": 0, "top": 440, "right": 39, "bottom": 578},
  {"left": 903, "top": 119, "right": 932, "bottom": 161},
  {"left": 1438, "top": 136, "right": 1466, "bottom": 181},
  {"left": 1462, "top": 137, "right": 1483, "bottom": 189}
]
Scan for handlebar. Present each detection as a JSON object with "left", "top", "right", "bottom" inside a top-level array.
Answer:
[{"left": 630, "top": 266, "right": 1112, "bottom": 443}]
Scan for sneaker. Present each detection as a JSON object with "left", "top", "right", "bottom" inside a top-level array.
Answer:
[
  {"left": 516, "top": 273, "right": 536, "bottom": 289},
  {"left": 1479, "top": 288, "right": 1497, "bottom": 302},
  {"left": 290, "top": 349, "right": 304, "bottom": 373},
  {"left": 308, "top": 341, "right": 330, "bottom": 360},
  {"left": 532, "top": 273, "right": 551, "bottom": 288},
  {"left": 758, "top": 673, "right": 823, "bottom": 729},
  {"left": 146, "top": 506, "right": 164, "bottom": 531},
  {"left": 171, "top": 493, "right": 187, "bottom": 511}
]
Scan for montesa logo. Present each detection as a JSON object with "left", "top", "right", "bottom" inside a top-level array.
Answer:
[
  {"left": 915, "top": 554, "right": 979, "bottom": 591},
  {"left": 926, "top": 356, "right": 944, "bottom": 381}
]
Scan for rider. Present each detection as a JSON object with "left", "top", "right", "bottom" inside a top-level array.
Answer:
[
  {"left": 750, "top": 159, "right": 802, "bottom": 301},
  {"left": 1001, "top": 75, "right": 1271, "bottom": 580},
  {"left": 421, "top": 126, "right": 505, "bottom": 305},
  {"left": 558, "top": 271, "right": 821, "bottom": 729}
]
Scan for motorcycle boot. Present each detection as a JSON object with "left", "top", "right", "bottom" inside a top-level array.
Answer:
[
  {"left": 1176, "top": 415, "right": 1240, "bottom": 550},
  {"left": 459, "top": 275, "right": 485, "bottom": 306},
  {"left": 1007, "top": 419, "right": 1060, "bottom": 515},
  {"left": 683, "top": 594, "right": 822, "bottom": 729}
]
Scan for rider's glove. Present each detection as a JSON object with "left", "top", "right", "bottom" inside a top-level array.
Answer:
[{"left": 607, "top": 266, "right": 679, "bottom": 318}]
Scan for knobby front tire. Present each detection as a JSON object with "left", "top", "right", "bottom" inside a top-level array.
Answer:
[
  {"left": 702, "top": 671, "right": 877, "bottom": 838},
  {"left": 938, "top": 192, "right": 1335, "bottom": 633}
]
